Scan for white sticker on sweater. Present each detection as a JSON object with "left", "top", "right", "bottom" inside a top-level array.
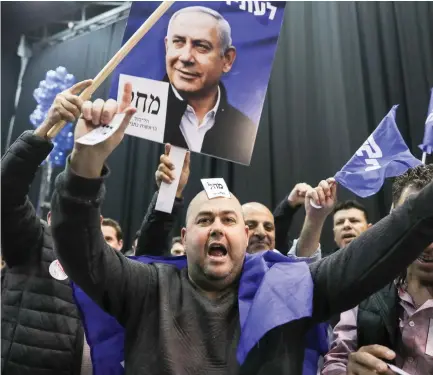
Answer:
[{"left": 49, "top": 260, "right": 68, "bottom": 281}]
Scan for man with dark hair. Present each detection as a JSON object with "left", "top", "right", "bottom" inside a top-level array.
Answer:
[
  {"left": 332, "top": 200, "right": 371, "bottom": 250},
  {"left": 101, "top": 217, "right": 123, "bottom": 252},
  {"left": 392, "top": 163, "right": 433, "bottom": 205},
  {"left": 170, "top": 236, "right": 185, "bottom": 256},
  {"left": 322, "top": 164, "right": 433, "bottom": 375}
]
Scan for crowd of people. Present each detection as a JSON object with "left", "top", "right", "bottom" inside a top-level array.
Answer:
[{"left": 1, "top": 79, "right": 432, "bottom": 375}]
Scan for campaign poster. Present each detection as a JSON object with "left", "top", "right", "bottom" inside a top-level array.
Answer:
[{"left": 110, "top": 1, "right": 286, "bottom": 165}]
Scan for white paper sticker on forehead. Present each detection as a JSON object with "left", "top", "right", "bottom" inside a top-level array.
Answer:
[{"left": 201, "top": 178, "right": 231, "bottom": 200}]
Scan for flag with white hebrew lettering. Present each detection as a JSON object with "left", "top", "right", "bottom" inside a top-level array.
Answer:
[
  {"left": 419, "top": 88, "right": 433, "bottom": 155},
  {"left": 335, "top": 105, "right": 422, "bottom": 198}
]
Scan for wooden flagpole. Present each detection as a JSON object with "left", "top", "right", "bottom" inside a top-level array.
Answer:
[{"left": 47, "top": 1, "right": 174, "bottom": 139}]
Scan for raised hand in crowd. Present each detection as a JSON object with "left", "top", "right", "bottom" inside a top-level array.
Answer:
[
  {"left": 70, "top": 82, "right": 137, "bottom": 179},
  {"left": 295, "top": 178, "right": 337, "bottom": 258},
  {"left": 347, "top": 345, "right": 396, "bottom": 375},
  {"left": 287, "top": 182, "right": 312, "bottom": 208},
  {"left": 305, "top": 178, "right": 337, "bottom": 219},
  {"left": 35, "top": 79, "right": 93, "bottom": 139},
  {"left": 155, "top": 143, "right": 191, "bottom": 198},
  {"left": 133, "top": 144, "right": 190, "bottom": 257}
]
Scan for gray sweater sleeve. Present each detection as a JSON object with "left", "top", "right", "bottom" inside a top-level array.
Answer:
[
  {"left": 51, "top": 160, "right": 157, "bottom": 327},
  {"left": 309, "top": 180, "right": 433, "bottom": 322}
]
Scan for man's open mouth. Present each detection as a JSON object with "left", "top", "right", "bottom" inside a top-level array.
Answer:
[
  {"left": 207, "top": 243, "right": 228, "bottom": 258},
  {"left": 342, "top": 233, "right": 356, "bottom": 240}
]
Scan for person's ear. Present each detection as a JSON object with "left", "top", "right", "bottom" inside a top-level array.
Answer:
[{"left": 222, "top": 47, "right": 236, "bottom": 73}]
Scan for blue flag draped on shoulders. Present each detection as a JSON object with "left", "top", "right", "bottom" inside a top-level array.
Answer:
[
  {"left": 335, "top": 105, "right": 422, "bottom": 197},
  {"left": 419, "top": 88, "right": 433, "bottom": 155},
  {"left": 72, "top": 251, "right": 328, "bottom": 375}
]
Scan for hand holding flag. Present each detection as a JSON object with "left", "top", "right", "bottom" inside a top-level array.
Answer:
[{"left": 334, "top": 105, "right": 422, "bottom": 198}]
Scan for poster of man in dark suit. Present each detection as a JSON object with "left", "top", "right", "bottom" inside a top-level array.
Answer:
[
  {"left": 163, "top": 6, "right": 256, "bottom": 165},
  {"left": 111, "top": 1, "right": 286, "bottom": 166}
]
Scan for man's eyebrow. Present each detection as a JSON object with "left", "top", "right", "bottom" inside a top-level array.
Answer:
[
  {"left": 220, "top": 210, "right": 238, "bottom": 216},
  {"left": 196, "top": 210, "right": 238, "bottom": 217},
  {"left": 192, "top": 38, "right": 213, "bottom": 46},
  {"left": 196, "top": 210, "right": 214, "bottom": 217}
]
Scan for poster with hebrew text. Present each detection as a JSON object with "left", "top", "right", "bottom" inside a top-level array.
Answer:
[{"left": 110, "top": 1, "right": 286, "bottom": 165}]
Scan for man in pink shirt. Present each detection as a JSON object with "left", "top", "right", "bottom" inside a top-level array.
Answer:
[{"left": 322, "top": 164, "right": 433, "bottom": 375}]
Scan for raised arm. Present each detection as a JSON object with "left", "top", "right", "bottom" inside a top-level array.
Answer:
[
  {"left": 273, "top": 183, "right": 309, "bottom": 253},
  {"left": 309, "top": 180, "right": 433, "bottom": 322},
  {"left": 135, "top": 144, "right": 189, "bottom": 256},
  {"left": 51, "top": 83, "right": 155, "bottom": 326},
  {"left": 1, "top": 80, "right": 91, "bottom": 267},
  {"left": 295, "top": 179, "right": 336, "bottom": 259}
]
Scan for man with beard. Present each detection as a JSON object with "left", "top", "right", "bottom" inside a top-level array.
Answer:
[
  {"left": 321, "top": 164, "right": 433, "bottom": 375},
  {"left": 49, "top": 85, "right": 433, "bottom": 374}
]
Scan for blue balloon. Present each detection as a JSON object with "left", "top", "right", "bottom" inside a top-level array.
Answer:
[
  {"left": 33, "top": 88, "right": 43, "bottom": 102},
  {"left": 46, "top": 70, "right": 57, "bottom": 84},
  {"left": 65, "top": 73, "right": 76, "bottom": 85},
  {"left": 31, "top": 67, "right": 76, "bottom": 167},
  {"left": 39, "top": 80, "right": 48, "bottom": 90},
  {"left": 56, "top": 66, "right": 68, "bottom": 80}
]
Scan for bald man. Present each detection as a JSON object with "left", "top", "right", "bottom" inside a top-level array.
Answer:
[{"left": 51, "top": 88, "right": 433, "bottom": 375}]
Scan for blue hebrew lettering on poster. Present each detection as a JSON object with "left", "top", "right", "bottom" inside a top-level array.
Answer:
[{"left": 109, "top": 1, "right": 286, "bottom": 165}]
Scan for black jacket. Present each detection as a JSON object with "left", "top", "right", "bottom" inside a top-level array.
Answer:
[
  {"left": 164, "top": 82, "right": 257, "bottom": 165},
  {"left": 1, "top": 131, "right": 84, "bottom": 375},
  {"left": 357, "top": 282, "right": 400, "bottom": 353},
  {"left": 51, "top": 160, "right": 433, "bottom": 375},
  {"left": 135, "top": 192, "right": 184, "bottom": 256}
]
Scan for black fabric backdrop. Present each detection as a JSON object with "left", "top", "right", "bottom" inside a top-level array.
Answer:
[{"left": 3, "top": 2, "right": 433, "bottom": 253}]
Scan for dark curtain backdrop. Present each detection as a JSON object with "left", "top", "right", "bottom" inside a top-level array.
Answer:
[{"left": 5, "top": 2, "right": 433, "bottom": 252}]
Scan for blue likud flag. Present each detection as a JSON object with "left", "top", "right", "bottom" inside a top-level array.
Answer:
[
  {"left": 419, "top": 88, "right": 433, "bottom": 155},
  {"left": 335, "top": 105, "right": 422, "bottom": 198},
  {"left": 72, "top": 252, "right": 328, "bottom": 375}
]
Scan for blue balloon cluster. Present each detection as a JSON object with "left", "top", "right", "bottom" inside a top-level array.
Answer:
[{"left": 30, "top": 66, "right": 76, "bottom": 166}]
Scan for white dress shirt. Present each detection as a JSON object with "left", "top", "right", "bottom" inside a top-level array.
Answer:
[{"left": 171, "top": 85, "right": 221, "bottom": 152}]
